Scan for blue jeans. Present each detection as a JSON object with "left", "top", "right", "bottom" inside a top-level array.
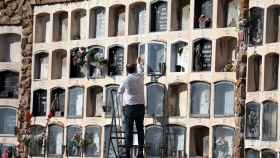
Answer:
[{"left": 123, "top": 104, "right": 145, "bottom": 157}]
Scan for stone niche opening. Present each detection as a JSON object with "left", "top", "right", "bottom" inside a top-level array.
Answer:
[
  {"left": 264, "top": 53, "right": 279, "bottom": 91},
  {"left": 215, "top": 37, "right": 237, "bottom": 72},
  {"left": 84, "top": 126, "right": 101, "bottom": 157},
  {"left": 247, "top": 54, "right": 262, "bottom": 92},
  {"left": 32, "top": 89, "right": 47, "bottom": 117},
  {"left": 53, "top": 11, "right": 68, "bottom": 42},
  {"left": 167, "top": 125, "right": 186, "bottom": 157},
  {"left": 150, "top": 0, "right": 168, "bottom": 32},
  {"left": 68, "top": 86, "right": 84, "bottom": 118},
  {"left": 217, "top": 0, "right": 238, "bottom": 28},
  {"left": 249, "top": 7, "right": 264, "bottom": 46},
  {"left": 192, "top": 39, "right": 212, "bottom": 72},
  {"left": 145, "top": 125, "right": 163, "bottom": 157},
  {"left": 66, "top": 126, "right": 82, "bottom": 156},
  {"left": 245, "top": 149, "right": 260, "bottom": 158},
  {"left": 190, "top": 82, "right": 210, "bottom": 117},
  {"left": 147, "top": 41, "right": 166, "bottom": 75},
  {"left": 109, "top": 5, "right": 126, "bottom": 37},
  {"left": 108, "top": 46, "right": 124, "bottom": 76},
  {"left": 105, "top": 84, "right": 122, "bottom": 116},
  {"left": 262, "top": 101, "right": 278, "bottom": 141},
  {"left": 266, "top": 5, "right": 280, "bottom": 43},
  {"left": 245, "top": 102, "right": 260, "bottom": 139},
  {"left": 50, "top": 88, "right": 65, "bottom": 117},
  {"left": 87, "top": 46, "right": 105, "bottom": 79},
  {"left": 0, "top": 71, "right": 19, "bottom": 98},
  {"left": 89, "top": 7, "right": 106, "bottom": 38},
  {"left": 87, "top": 86, "right": 103, "bottom": 117},
  {"left": 35, "top": 13, "right": 50, "bottom": 43},
  {"left": 0, "top": 107, "right": 16, "bottom": 135},
  {"left": 129, "top": 2, "right": 146, "bottom": 35},
  {"left": 171, "top": 41, "right": 188, "bottom": 72},
  {"left": 171, "top": 0, "right": 190, "bottom": 31},
  {"left": 189, "top": 126, "right": 209, "bottom": 158},
  {"left": 47, "top": 124, "right": 64, "bottom": 156},
  {"left": 34, "top": 52, "right": 49, "bottom": 80},
  {"left": 70, "top": 48, "right": 85, "bottom": 78},
  {"left": 213, "top": 126, "right": 234, "bottom": 158},
  {"left": 71, "top": 9, "right": 86, "bottom": 40},
  {"left": 167, "top": 83, "right": 187, "bottom": 116},
  {"left": 194, "top": 0, "right": 213, "bottom": 29},
  {"left": 51, "top": 49, "right": 67, "bottom": 79},
  {"left": 261, "top": 149, "right": 277, "bottom": 158},
  {"left": 147, "top": 83, "right": 165, "bottom": 117},
  {"left": 0, "top": 33, "right": 21, "bottom": 62},
  {"left": 29, "top": 126, "right": 44, "bottom": 156},
  {"left": 127, "top": 43, "right": 145, "bottom": 65}
]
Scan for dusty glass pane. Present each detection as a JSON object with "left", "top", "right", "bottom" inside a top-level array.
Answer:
[
  {"left": 262, "top": 102, "right": 278, "bottom": 140},
  {"left": 249, "top": 7, "right": 264, "bottom": 46},
  {"left": 171, "top": 42, "right": 188, "bottom": 72},
  {"left": 245, "top": 102, "right": 260, "bottom": 139},
  {"left": 85, "top": 126, "right": 100, "bottom": 156},
  {"left": 48, "top": 125, "right": 64, "bottom": 155},
  {"left": 29, "top": 126, "right": 44, "bottom": 156},
  {"left": 147, "top": 83, "right": 165, "bottom": 117},
  {"left": 148, "top": 42, "right": 166, "bottom": 75},
  {"left": 150, "top": 1, "right": 167, "bottom": 32},
  {"left": 191, "top": 82, "right": 210, "bottom": 116},
  {"left": 104, "top": 125, "right": 118, "bottom": 158},
  {"left": 51, "top": 88, "right": 65, "bottom": 117},
  {"left": 246, "top": 149, "right": 259, "bottom": 158},
  {"left": 262, "top": 150, "right": 277, "bottom": 158},
  {"left": 106, "top": 85, "right": 122, "bottom": 116},
  {"left": 33, "top": 89, "right": 47, "bottom": 116},
  {"left": 67, "top": 126, "right": 82, "bottom": 156},
  {"left": 0, "top": 71, "right": 19, "bottom": 98},
  {"left": 167, "top": 126, "right": 186, "bottom": 157},
  {"left": 145, "top": 126, "right": 163, "bottom": 158},
  {"left": 68, "top": 87, "right": 84, "bottom": 117},
  {"left": 213, "top": 126, "right": 234, "bottom": 158},
  {"left": 109, "top": 46, "right": 124, "bottom": 76},
  {"left": 214, "top": 82, "right": 234, "bottom": 116},
  {"left": 95, "top": 8, "right": 106, "bottom": 38},
  {"left": 0, "top": 108, "right": 16, "bottom": 134}
]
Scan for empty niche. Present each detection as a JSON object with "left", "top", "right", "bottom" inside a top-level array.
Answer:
[
  {"left": 105, "top": 85, "right": 122, "bottom": 116},
  {"left": 71, "top": 9, "right": 86, "bottom": 40},
  {"left": 53, "top": 11, "right": 68, "bottom": 42},
  {"left": 213, "top": 126, "right": 234, "bottom": 158},
  {"left": 89, "top": 7, "right": 106, "bottom": 38},
  {"left": 167, "top": 83, "right": 187, "bottom": 116},
  {"left": 29, "top": 126, "right": 44, "bottom": 156},
  {"left": 264, "top": 53, "right": 279, "bottom": 91},
  {"left": 47, "top": 124, "right": 64, "bottom": 156},
  {"left": 68, "top": 86, "right": 84, "bottom": 118},
  {"left": 171, "top": 0, "right": 190, "bottom": 31},
  {"left": 32, "top": 89, "right": 47, "bottom": 117},
  {"left": 34, "top": 52, "right": 49, "bottom": 80},
  {"left": 190, "top": 82, "right": 210, "bottom": 117},
  {"left": 87, "top": 46, "right": 106, "bottom": 78},
  {"left": 194, "top": 0, "right": 213, "bottom": 29},
  {"left": 217, "top": 0, "right": 238, "bottom": 28},
  {"left": 0, "top": 107, "right": 16, "bottom": 135},
  {"left": 127, "top": 43, "right": 145, "bottom": 65},
  {"left": 171, "top": 41, "right": 188, "bottom": 72},
  {"left": 84, "top": 126, "right": 101, "bottom": 157},
  {"left": 108, "top": 46, "right": 124, "bottom": 76},
  {"left": 247, "top": 55, "right": 262, "bottom": 92},
  {"left": 266, "top": 5, "right": 280, "bottom": 43},
  {"left": 51, "top": 49, "right": 67, "bottom": 79},
  {"left": 245, "top": 149, "right": 260, "bottom": 158},
  {"left": 147, "top": 83, "right": 165, "bottom": 117},
  {"left": 245, "top": 102, "right": 260, "bottom": 139},
  {"left": 109, "top": 5, "right": 126, "bottom": 36},
  {"left": 150, "top": 0, "right": 168, "bottom": 32},
  {"left": 167, "top": 125, "right": 186, "bottom": 157},
  {"left": 249, "top": 7, "right": 264, "bottom": 46},
  {"left": 148, "top": 41, "right": 166, "bottom": 75},
  {"left": 66, "top": 126, "right": 82, "bottom": 156},
  {"left": 87, "top": 86, "right": 103, "bottom": 117},
  {"left": 35, "top": 13, "right": 50, "bottom": 43},
  {"left": 262, "top": 149, "right": 277, "bottom": 158},
  {"left": 50, "top": 88, "right": 65, "bottom": 117},
  {"left": 193, "top": 39, "right": 212, "bottom": 72},
  {"left": 215, "top": 37, "right": 237, "bottom": 72},
  {"left": 214, "top": 81, "right": 235, "bottom": 116},
  {"left": 145, "top": 125, "right": 163, "bottom": 157},
  {"left": 129, "top": 2, "right": 146, "bottom": 35},
  {"left": 0, "top": 33, "right": 21, "bottom": 62},
  {"left": 189, "top": 126, "right": 209, "bottom": 158},
  {"left": 0, "top": 71, "right": 19, "bottom": 98},
  {"left": 262, "top": 101, "right": 278, "bottom": 141}
]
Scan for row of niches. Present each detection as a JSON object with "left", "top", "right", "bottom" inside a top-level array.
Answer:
[
  {"left": 32, "top": 81, "right": 235, "bottom": 118},
  {"left": 247, "top": 53, "right": 279, "bottom": 92},
  {"left": 33, "top": 38, "right": 237, "bottom": 80},
  {"left": 27, "top": 124, "right": 236, "bottom": 158},
  {"left": 34, "top": 0, "right": 238, "bottom": 43}
]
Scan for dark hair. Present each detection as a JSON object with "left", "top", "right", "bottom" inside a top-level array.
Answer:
[{"left": 126, "top": 64, "right": 137, "bottom": 74}]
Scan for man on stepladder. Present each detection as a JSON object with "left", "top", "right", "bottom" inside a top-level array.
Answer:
[{"left": 118, "top": 57, "right": 145, "bottom": 158}]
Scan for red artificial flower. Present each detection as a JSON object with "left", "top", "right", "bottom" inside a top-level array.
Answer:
[
  {"left": 48, "top": 112, "right": 54, "bottom": 119},
  {"left": 26, "top": 112, "right": 32, "bottom": 122}
]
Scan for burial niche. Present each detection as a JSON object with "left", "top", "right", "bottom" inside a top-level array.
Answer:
[
  {"left": 167, "top": 83, "right": 187, "bottom": 116},
  {"left": 129, "top": 2, "right": 146, "bottom": 35},
  {"left": 194, "top": 0, "right": 213, "bottom": 28},
  {"left": 128, "top": 43, "right": 145, "bottom": 65},
  {"left": 150, "top": 0, "right": 168, "bottom": 32},
  {"left": 190, "top": 82, "right": 210, "bottom": 117},
  {"left": 66, "top": 126, "right": 82, "bottom": 156},
  {"left": 47, "top": 124, "right": 64, "bottom": 156},
  {"left": 70, "top": 47, "right": 86, "bottom": 78},
  {"left": 147, "top": 83, "right": 165, "bottom": 117},
  {"left": 266, "top": 5, "right": 280, "bottom": 43},
  {"left": 213, "top": 126, "right": 234, "bottom": 158},
  {"left": 68, "top": 86, "right": 84, "bottom": 118},
  {"left": 89, "top": 7, "right": 106, "bottom": 38},
  {"left": 71, "top": 9, "right": 86, "bottom": 40},
  {"left": 50, "top": 88, "right": 65, "bottom": 117},
  {"left": 87, "top": 46, "right": 106, "bottom": 79},
  {"left": 167, "top": 125, "right": 186, "bottom": 158},
  {"left": 51, "top": 49, "right": 67, "bottom": 79},
  {"left": 171, "top": 0, "right": 190, "bottom": 31},
  {"left": 171, "top": 41, "right": 188, "bottom": 72},
  {"left": 84, "top": 126, "right": 101, "bottom": 157},
  {"left": 217, "top": 0, "right": 238, "bottom": 28},
  {"left": 193, "top": 39, "right": 212, "bottom": 72},
  {"left": 0, "top": 108, "right": 16, "bottom": 135},
  {"left": 262, "top": 101, "right": 278, "bottom": 141},
  {"left": 145, "top": 125, "right": 163, "bottom": 158},
  {"left": 105, "top": 85, "right": 122, "bottom": 116},
  {"left": 108, "top": 46, "right": 124, "bottom": 76},
  {"left": 53, "top": 11, "right": 68, "bottom": 42},
  {"left": 0, "top": 71, "right": 19, "bottom": 98},
  {"left": 189, "top": 126, "right": 209, "bottom": 158},
  {"left": 264, "top": 53, "right": 279, "bottom": 91},
  {"left": 245, "top": 102, "right": 260, "bottom": 139},
  {"left": 261, "top": 149, "right": 277, "bottom": 158},
  {"left": 249, "top": 7, "right": 264, "bottom": 46},
  {"left": 32, "top": 89, "right": 47, "bottom": 117},
  {"left": 0, "top": 33, "right": 21, "bottom": 62},
  {"left": 247, "top": 55, "right": 262, "bottom": 92},
  {"left": 87, "top": 86, "right": 103, "bottom": 117},
  {"left": 35, "top": 13, "right": 50, "bottom": 43},
  {"left": 245, "top": 149, "right": 260, "bottom": 158},
  {"left": 104, "top": 125, "right": 120, "bottom": 158},
  {"left": 109, "top": 5, "right": 126, "bottom": 36},
  {"left": 34, "top": 52, "right": 49, "bottom": 80},
  {"left": 147, "top": 42, "right": 166, "bottom": 75},
  {"left": 29, "top": 126, "right": 44, "bottom": 156}
]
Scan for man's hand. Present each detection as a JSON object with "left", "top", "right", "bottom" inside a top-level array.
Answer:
[{"left": 137, "top": 57, "right": 144, "bottom": 65}]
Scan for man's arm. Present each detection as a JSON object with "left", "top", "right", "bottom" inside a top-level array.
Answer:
[{"left": 137, "top": 57, "right": 144, "bottom": 74}]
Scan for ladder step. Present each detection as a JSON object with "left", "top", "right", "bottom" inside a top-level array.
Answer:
[{"left": 111, "top": 136, "right": 127, "bottom": 139}]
